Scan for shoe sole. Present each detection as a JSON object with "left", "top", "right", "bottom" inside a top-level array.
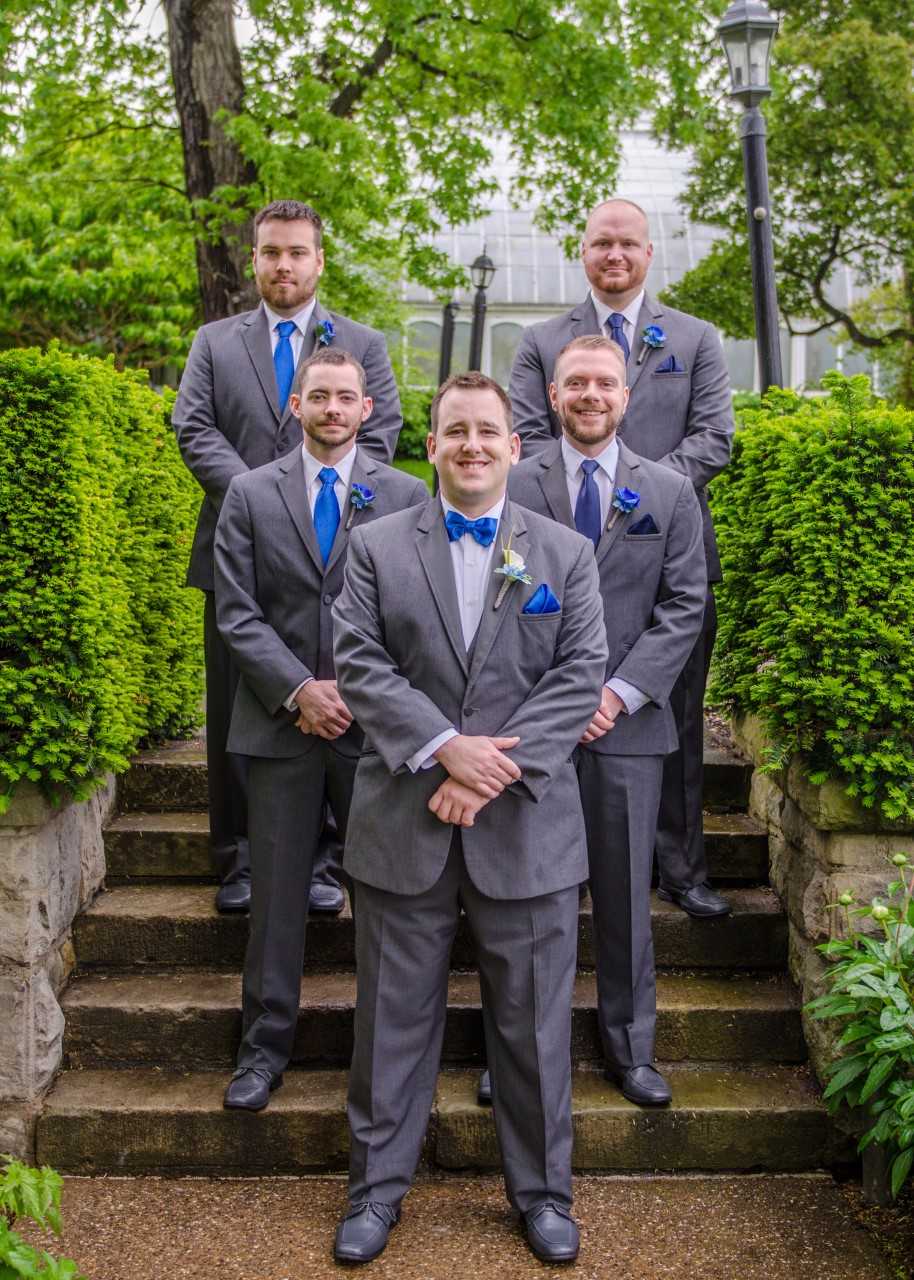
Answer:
[
  {"left": 215, "top": 902, "right": 251, "bottom": 914},
  {"left": 526, "top": 1237, "right": 579, "bottom": 1264}
]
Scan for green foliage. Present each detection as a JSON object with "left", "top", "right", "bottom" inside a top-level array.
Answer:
[
  {"left": 395, "top": 386, "right": 434, "bottom": 462},
  {"left": 0, "top": 346, "right": 202, "bottom": 812},
  {"left": 806, "top": 854, "right": 914, "bottom": 1199},
  {"left": 0, "top": 1156, "right": 86, "bottom": 1278},
  {"left": 710, "top": 372, "right": 914, "bottom": 821}
]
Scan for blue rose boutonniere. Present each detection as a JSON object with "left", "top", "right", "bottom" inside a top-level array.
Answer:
[
  {"left": 636, "top": 324, "right": 666, "bottom": 365},
  {"left": 607, "top": 486, "right": 641, "bottom": 531},
  {"left": 316, "top": 318, "right": 335, "bottom": 347},
  {"left": 345, "top": 482, "right": 375, "bottom": 529}
]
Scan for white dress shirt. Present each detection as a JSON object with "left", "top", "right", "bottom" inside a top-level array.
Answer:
[
  {"left": 590, "top": 288, "right": 645, "bottom": 358},
  {"left": 284, "top": 444, "right": 357, "bottom": 711},
  {"left": 562, "top": 436, "right": 649, "bottom": 718},
  {"left": 263, "top": 298, "right": 317, "bottom": 369},
  {"left": 405, "top": 495, "right": 505, "bottom": 772}
]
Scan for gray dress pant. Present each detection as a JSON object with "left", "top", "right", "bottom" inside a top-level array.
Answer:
[
  {"left": 237, "top": 743, "right": 357, "bottom": 1074},
  {"left": 203, "top": 591, "right": 250, "bottom": 886},
  {"left": 577, "top": 750, "right": 664, "bottom": 1072},
  {"left": 656, "top": 588, "right": 717, "bottom": 892},
  {"left": 347, "top": 834, "right": 579, "bottom": 1213}
]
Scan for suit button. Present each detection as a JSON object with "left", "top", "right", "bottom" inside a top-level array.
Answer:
[
  {"left": 463, "top": 706, "right": 477, "bottom": 717},
  {"left": 323, "top": 593, "right": 333, "bottom": 605}
]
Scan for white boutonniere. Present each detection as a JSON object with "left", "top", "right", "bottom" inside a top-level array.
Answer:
[{"left": 493, "top": 531, "right": 532, "bottom": 609}]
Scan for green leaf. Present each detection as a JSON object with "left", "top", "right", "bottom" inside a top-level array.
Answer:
[
  {"left": 890, "top": 1147, "right": 914, "bottom": 1198},
  {"left": 859, "top": 1055, "right": 898, "bottom": 1104}
]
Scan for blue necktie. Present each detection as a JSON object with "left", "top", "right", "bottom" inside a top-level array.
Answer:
[
  {"left": 607, "top": 312, "right": 631, "bottom": 363},
  {"left": 274, "top": 320, "right": 297, "bottom": 414},
  {"left": 314, "top": 466, "right": 340, "bottom": 565},
  {"left": 444, "top": 510, "right": 498, "bottom": 546},
  {"left": 574, "top": 459, "right": 602, "bottom": 549}
]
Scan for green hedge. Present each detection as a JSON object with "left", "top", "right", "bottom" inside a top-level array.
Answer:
[
  {"left": 710, "top": 372, "right": 914, "bottom": 822},
  {"left": 0, "top": 346, "right": 202, "bottom": 812}
]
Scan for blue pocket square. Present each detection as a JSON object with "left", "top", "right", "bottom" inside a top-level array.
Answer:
[
  {"left": 655, "top": 354, "right": 685, "bottom": 373},
  {"left": 523, "top": 583, "right": 561, "bottom": 615},
  {"left": 628, "top": 513, "right": 660, "bottom": 535}
]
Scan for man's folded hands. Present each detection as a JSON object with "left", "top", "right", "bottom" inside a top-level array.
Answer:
[{"left": 429, "top": 733, "right": 521, "bottom": 826}]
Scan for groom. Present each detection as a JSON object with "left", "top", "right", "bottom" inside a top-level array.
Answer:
[{"left": 331, "top": 371, "right": 607, "bottom": 1265}]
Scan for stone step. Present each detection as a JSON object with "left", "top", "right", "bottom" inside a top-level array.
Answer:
[
  {"left": 74, "top": 885, "right": 786, "bottom": 971},
  {"left": 61, "top": 970, "right": 805, "bottom": 1070},
  {"left": 37, "top": 1064, "right": 847, "bottom": 1176},
  {"left": 117, "top": 735, "right": 753, "bottom": 815},
  {"left": 103, "top": 810, "right": 768, "bottom": 885}
]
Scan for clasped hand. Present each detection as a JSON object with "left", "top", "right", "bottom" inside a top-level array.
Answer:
[
  {"left": 427, "top": 733, "right": 521, "bottom": 828},
  {"left": 294, "top": 679, "right": 353, "bottom": 739}
]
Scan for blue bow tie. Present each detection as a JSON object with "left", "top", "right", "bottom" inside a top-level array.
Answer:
[{"left": 444, "top": 510, "right": 498, "bottom": 547}]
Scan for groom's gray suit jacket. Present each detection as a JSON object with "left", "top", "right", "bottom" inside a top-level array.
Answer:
[
  {"left": 213, "top": 447, "right": 428, "bottom": 758},
  {"left": 175, "top": 299, "right": 402, "bottom": 591},
  {"left": 332, "top": 497, "right": 608, "bottom": 900},
  {"left": 509, "top": 440, "right": 707, "bottom": 757},
  {"left": 508, "top": 292, "right": 733, "bottom": 581}
]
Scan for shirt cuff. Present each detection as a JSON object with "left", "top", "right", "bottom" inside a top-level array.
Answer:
[
  {"left": 606, "top": 677, "right": 650, "bottom": 716},
  {"left": 406, "top": 728, "right": 458, "bottom": 773},
  {"left": 284, "top": 677, "right": 313, "bottom": 712}
]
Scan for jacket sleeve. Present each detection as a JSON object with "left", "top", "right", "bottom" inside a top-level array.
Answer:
[
  {"left": 656, "top": 323, "right": 734, "bottom": 489},
  {"left": 172, "top": 327, "right": 250, "bottom": 507},
  {"left": 357, "top": 330, "right": 403, "bottom": 464},
  {"left": 509, "top": 326, "right": 557, "bottom": 458}
]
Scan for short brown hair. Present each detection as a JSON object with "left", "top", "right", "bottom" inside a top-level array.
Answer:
[
  {"left": 293, "top": 347, "right": 367, "bottom": 398},
  {"left": 553, "top": 334, "right": 627, "bottom": 383},
  {"left": 254, "top": 200, "right": 323, "bottom": 249},
  {"left": 430, "top": 371, "right": 513, "bottom": 434}
]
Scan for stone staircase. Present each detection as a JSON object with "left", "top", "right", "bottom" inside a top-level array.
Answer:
[{"left": 36, "top": 735, "right": 847, "bottom": 1175}]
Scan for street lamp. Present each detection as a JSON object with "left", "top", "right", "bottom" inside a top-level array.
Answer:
[
  {"left": 438, "top": 300, "right": 459, "bottom": 386},
  {"left": 467, "top": 249, "right": 496, "bottom": 372},
  {"left": 718, "top": 0, "right": 783, "bottom": 391}
]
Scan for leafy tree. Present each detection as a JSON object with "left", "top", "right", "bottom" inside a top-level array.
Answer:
[
  {"left": 660, "top": 5, "right": 914, "bottom": 404},
  {"left": 0, "top": 0, "right": 729, "bottom": 366}
]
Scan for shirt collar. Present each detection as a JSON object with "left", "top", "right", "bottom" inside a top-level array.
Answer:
[
  {"left": 561, "top": 434, "right": 619, "bottom": 486},
  {"left": 263, "top": 297, "right": 317, "bottom": 337},
  {"left": 439, "top": 493, "right": 506, "bottom": 525},
  {"left": 589, "top": 289, "right": 645, "bottom": 333},
  {"left": 301, "top": 442, "right": 357, "bottom": 490}
]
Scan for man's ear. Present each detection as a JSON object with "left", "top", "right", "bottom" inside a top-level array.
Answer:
[
  {"left": 360, "top": 396, "right": 374, "bottom": 423},
  {"left": 548, "top": 381, "right": 559, "bottom": 412},
  {"left": 289, "top": 392, "right": 302, "bottom": 420}
]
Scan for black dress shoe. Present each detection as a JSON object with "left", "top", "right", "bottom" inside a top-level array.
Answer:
[
  {"left": 657, "top": 882, "right": 731, "bottom": 918},
  {"left": 223, "top": 1067, "right": 283, "bottom": 1111},
  {"left": 608, "top": 1064, "right": 672, "bottom": 1106},
  {"left": 215, "top": 880, "right": 251, "bottom": 914},
  {"left": 308, "top": 881, "right": 345, "bottom": 914},
  {"left": 523, "top": 1202, "right": 580, "bottom": 1263},
  {"left": 477, "top": 1069, "right": 492, "bottom": 1105},
  {"left": 334, "top": 1201, "right": 399, "bottom": 1264}
]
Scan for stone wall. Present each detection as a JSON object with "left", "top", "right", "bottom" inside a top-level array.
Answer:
[
  {"left": 729, "top": 714, "right": 914, "bottom": 1084},
  {"left": 0, "top": 778, "right": 114, "bottom": 1158}
]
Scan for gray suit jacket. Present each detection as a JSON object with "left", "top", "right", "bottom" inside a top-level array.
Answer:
[
  {"left": 213, "top": 448, "right": 427, "bottom": 758},
  {"left": 509, "top": 440, "right": 707, "bottom": 757},
  {"left": 174, "top": 299, "right": 403, "bottom": 590},
  {"left": 332, "top": 498, "right": 608, "bottom": 900},
  {"left": 508, "top": 292, "right": 734, "bottom": 581}
]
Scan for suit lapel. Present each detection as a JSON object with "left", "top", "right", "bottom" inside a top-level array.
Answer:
[
  {"left": 536, "top": 441, "right": 574, "bottom": 527},
  {"left": 416, "top": 500, "right": 469, "bottom": 677},
  {"left": 596, "top": 443, "right": 642, "bottom": 564},
  {"left": 276, "top": 449, "right": 324, "bottom": 577},
  {"left": 323, "top": 450, "right": 377, "bottom": 577},
  {"left": 467, "top": 501, "right": 530, "bottom": 690},
  {"left": 241, "top": 304, "right": 280, "bottom": 424},
  {"left": 570, "top": 295, "right": 600, "bottom": 340},
  {"left": 626, "top": 293, "right": 664, "bottom": 395}
]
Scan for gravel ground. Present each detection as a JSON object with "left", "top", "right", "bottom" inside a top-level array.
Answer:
[{"left": 21, "top": 1173, "right": 894, "bottom": 1280}]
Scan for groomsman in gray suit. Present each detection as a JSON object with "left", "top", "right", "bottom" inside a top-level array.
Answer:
[
  {"left": 509, "top": 198, "right": 734, "bottom": 919},
  {"left": 213, "top": 348, "right": 426, "bottom": 1112},
  {"left": 510, "top": 334, "right": 707, "bottom": 1106},
  {"left": 331, "top": 372, "right": 606, "bottom": 1265},
  {"left": 174, "top": 200, "right": 402, "bottom": 914}
]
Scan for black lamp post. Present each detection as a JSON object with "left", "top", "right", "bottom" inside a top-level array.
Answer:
[
  {"left": 718, "top": 0, "right": 783, "bottom": 391},
  {"left": 438, "top": 300, "right": 459, "bottom": 386},
  {"left": 467, "top": 250, "right": 496, "bottom": 372}
]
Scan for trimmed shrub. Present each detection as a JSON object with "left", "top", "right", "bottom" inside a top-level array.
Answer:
[
  {"left": 0, "top": 345, "right": 201, "bottom": 811},
  {"left": 396, "top": 385, "right": 434, "bottom": 461},
  {"left": 710, "top": 372, "right": 914, "bottom": 822}
]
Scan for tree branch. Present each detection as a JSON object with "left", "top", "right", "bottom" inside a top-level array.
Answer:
[{"left": 327, "top": 35, "right": 395, "bottom": 117}]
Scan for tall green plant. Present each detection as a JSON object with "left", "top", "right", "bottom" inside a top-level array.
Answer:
[
  {"left": 806, "top": 854, "right": 914, "bottom": 1199},
  {"left": 0, "top": 1157, "right": 86, "bottom": 1278},
  {"left": 710, "top": 372, "right": 914, "bottom": 821}
]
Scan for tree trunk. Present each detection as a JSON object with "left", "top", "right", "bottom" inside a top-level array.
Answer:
[
  {"left": 898, "top": 264, "right": 914, "bottom": 409},
  {"left": 164, "top": 0, "right": 259, "bottom": 322}
]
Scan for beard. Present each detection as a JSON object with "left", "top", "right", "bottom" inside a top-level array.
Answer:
[{"left": 560, "top": 406, "right": 621, "bottom": 448}]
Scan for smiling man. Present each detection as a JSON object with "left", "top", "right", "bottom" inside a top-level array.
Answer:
[
  {"left": 510, "top": 334, "right": 707, "bottom": 1107},
  {"left": 331, "top": 371, "right": 607, "bottom": 1265},
  {"left": 173, "top": 200, "right": 402, "bottom": 917},
  {"left": 509, "top": 197, "right": 735, "bottom": 922},
  {"left": 213, "top": 348, "right": 426, "bottom": 1112}
]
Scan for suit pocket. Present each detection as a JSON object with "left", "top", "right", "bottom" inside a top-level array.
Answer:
[
  {"left": 622, "top": 532, "right": 663, "bottom": 542},
  {"left": 651, "top": 369, "right": 688, "bottom": 378},
  {"left": 518, "top": 610, "right": 563, "bottom": 622}
]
